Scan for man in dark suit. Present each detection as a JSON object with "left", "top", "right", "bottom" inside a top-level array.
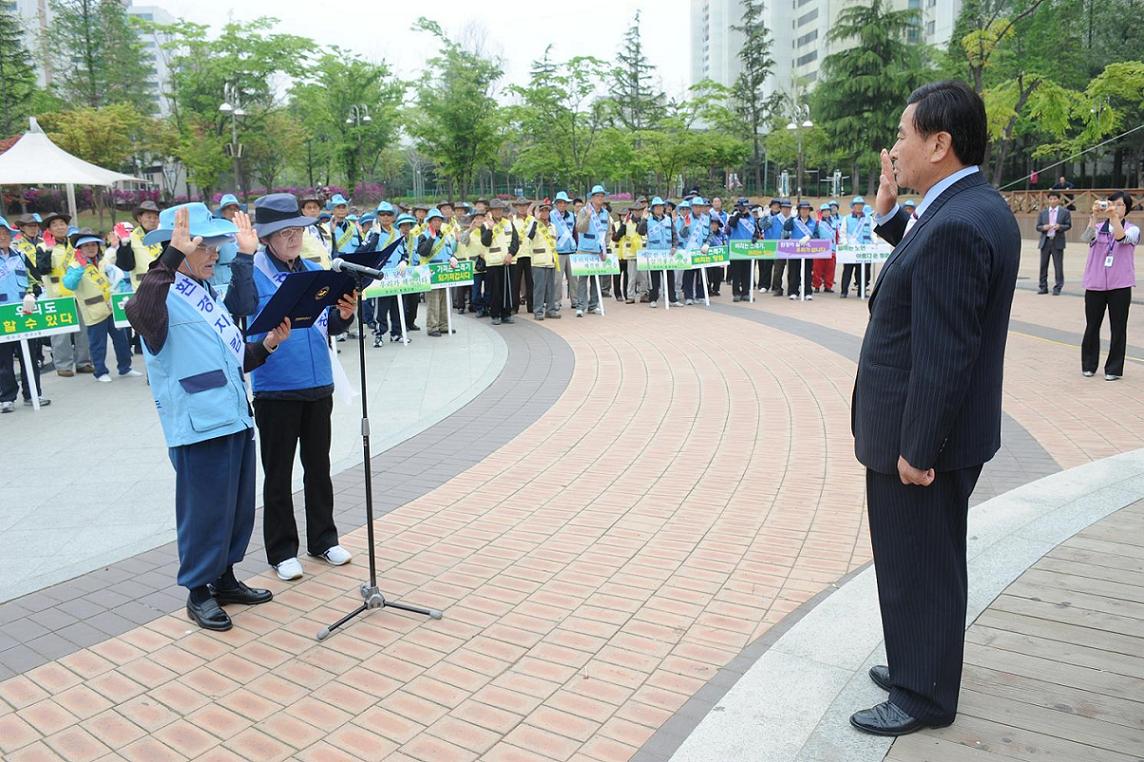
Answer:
[
  {"left": 849, "top": 81, "right": 1020, "bottom": 736},
  {"left": 1035, "top": 190, "right": 1072, "bottom": 294}
]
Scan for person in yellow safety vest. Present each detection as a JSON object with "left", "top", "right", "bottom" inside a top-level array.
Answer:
[
  {"left": 525, "top": 199, "right": 562, "bottom": 320},
  {"left": 460, "top": 209, "right": 490, "bottom": 316},
  {"left": 36, "top": 211, "right": 94, "bottom": 376},
  {"left": 298, "top": 194, "right": 331, "bottom": 269},
  {"left": 409, "top": 203, "right": 429, "bottom": 243},
  {"left": 61, "top": 229, "right": 141, "bottom": 383},
  {"left": 327, "top": 194, "right": 358, "bottom": 254},
  {"left": 479, "top": 199, "right": 520, "bottom": 325},
  {"left": 112, "top": 200, "right": 164, "bottom": 290},
  {"left": 13, "top": 213, "right": 42, "bottom": 269},
  {"left": 439, "top": 201, "right": 461, "bottom": 241},
  {"left": 510, "top": 197, "right": 534, "bottom": 314},
  {"left": 611, "top": 202, "right": 644, "bottom": 303},
  {"left": 451, "top": 209, "right": 475, "bottom": 313}
]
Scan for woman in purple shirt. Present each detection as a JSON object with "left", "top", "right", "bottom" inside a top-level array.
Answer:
[{"left": 1081, "top": 191, "right": 1138, "bottom": 380}]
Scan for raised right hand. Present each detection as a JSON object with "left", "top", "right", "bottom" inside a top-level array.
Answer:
[
  {"left": 875, "top": 149, "right": 898, "bottom": 217},
  {"left": 171, "top": 207, "right": 203, "bottom": 257}
]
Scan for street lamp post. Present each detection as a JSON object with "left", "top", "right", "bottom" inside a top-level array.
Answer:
[
  {"left": 786, "top": 103, "right": 813, "bottom": 205},
  {"left": 219, "top": 83, "right": 246, "bottom": 200},
  {"left": 345, "top": 105, "right": 372, "bottom": 193}
]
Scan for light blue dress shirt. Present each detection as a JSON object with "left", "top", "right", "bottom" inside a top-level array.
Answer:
[{"left": 875, "top": 165, "right": 980, "bottom": 227}]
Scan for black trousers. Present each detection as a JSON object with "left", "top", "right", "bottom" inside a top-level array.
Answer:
[
  {"left": 374, "top": 295, "right": 402, "bottom": 338},
  {"left": 786, "top": 258, "right": 814, "bottom": 297},
  {"left": 730, "top": 260, "right": 751, "bottom": 296},
  {"left": 757, "top": 259, "right": 773, "bottom": 289},
  {"left": 403, "top": 292, "right": 420, "bottom": 328},
  {"left": 706, "top": 265, "right": 723, "bottom": 293},
  {"left": 253, "top": 396, "right": 340, "bottom": 565},
  {"left": 0, "top": 341, "right": 39, "bottom": 403},
  {"left": 867, "top": 464, "right": 983, "bottom": 724},
  {"left": 841, "top": 263, "right": 872, "bottom": 295},
  {"left": 612, "top": 265, "right": 632, "bottom": 299},
  {"left": 1038, "top": 245, "right": 1064, "bottom": 292},
  {"left": 512, "top": 256, "right": 533, "bottom": 313},
  {"left": 486, "top": 264, "right": 514, "bottom": 318},
  {"left": 648, "top": 269, "right": 676, "bottom": 303},
  {"left": 1083, "top": 287, "right": 1132, "bottom": 376}
]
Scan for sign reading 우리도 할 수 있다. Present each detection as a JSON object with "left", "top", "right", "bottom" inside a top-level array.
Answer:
[{"left": 0, "top": 296, "right": 81, "bottom": 344}]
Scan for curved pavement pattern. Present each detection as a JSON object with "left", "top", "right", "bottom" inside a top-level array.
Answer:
[
  {"left": 0, "top": 320, "right": 571, "bottom": 680},
  {"left": 0, "top": 286, "right": 1140, "bottom": 761}
]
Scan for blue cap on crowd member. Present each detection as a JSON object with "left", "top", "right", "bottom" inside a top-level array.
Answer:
[
  {"left": 67, "top": 225, "right": 79, "bottom": 236},
  {"left": 375, "top": 201, "right": 396, "bottom": 215},
  {"left": 360, "top": 212, "right": 376, "bottom": 224},
  {"left": 650, "top": 196, "right": 665, "bottom": 208},
  {"left": 902, "top": 198, "right": 917, "bottom": 209},
  {"left": 144, "top": 202, "right": 238, "bottom": 247},
  {"left": 797, "top": 200, "right": 812, "bottom": 209},
  {"left": 820, "top": 203, "right": 832, "bottom": 211},
  {"left": 769, "top": 198, "right": 782, "bottom": 207},
  {"left": 736, "top": 197, "right": 750, "bottom": 207},
  {"left": 425, "top": 208, "right": 445, "bottom": 222},
  {"left": 216, "top": 194, "right": 240, "bottom": 216},
  {"left": 851, "top": 196, "right": 866, "bottom": 207},
  {"left": 830, "top": 200, "right": 840, "bottom": 208},
  {"left": 554, "top": 191, "right": 572, "bottom": 203},
  {"left": 590, "top": 185, "right": 606, "bottom": 197},
  {"left": 328, "top": 193, "right": 349, "bottom": 209},
  {"left": 347, "top": 214, "right": 359, "bottom": 222},
  {"left": 318, "top": 211, "right": 331, "bottom": 222},
  {"left": 677, "top": 199, "right": 691, "bottom": 209},
  {"left": 780, "top": 199, "right": 792, "bottom": 208},
  {"left": 395, "top": 213, "right": 416, "bottom": 227},
  {"left": 0, "top": 216, "right": 18, "bottom": 231},
  {"left": 32, "top": 213, "right": 42, "bottom": 223},
  {"left": 253, "top": 193, "right": 317, "bottom": 239},
  {"left": 692, "top": 197, "right": 708, "bottom": 207}
]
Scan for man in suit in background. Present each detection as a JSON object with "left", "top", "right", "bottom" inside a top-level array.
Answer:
[
  {"left": 849, "top": 80, "right": 1020, "bottom": 736},
  {"left": 1035, "top": 190, "right": 1072, "bottom": 294}
]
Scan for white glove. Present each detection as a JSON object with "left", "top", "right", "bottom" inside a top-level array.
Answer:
[
  {"left": 397, "top": 261, "right": 407, "bottom": 272},
  {"left": 800, "top": 235, "right": 811, "bottom": 244},
  {"left": 700, "top": 244, "right": 709, "bottom": 254},
  {"left": 449, "top": 257, "right": 458, "bottom": 268},
  {"left": 22, "top": 293, "right": 36, "bottom": 315}
]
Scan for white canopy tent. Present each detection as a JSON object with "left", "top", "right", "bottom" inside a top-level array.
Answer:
[{"left": 0, "top": 117, "right": 144, "bottom": 218}]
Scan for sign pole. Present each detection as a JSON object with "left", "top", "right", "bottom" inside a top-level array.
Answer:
[
  {"left": 594, "top": 275, "right": 606, "bottom": 316},
  {"left": 19, "top": 339, "right": 39, "bottom": 411},
  {"left": 801, "top": 258, "right": 807, "bottom": 302},
  {"left": 397, "top": 294, "right": 409, "bottom": 345},
  {"left": 445, "top": 286, "right": 453, "bottom": 335},
  {"left": 700, "top": 267, "right": 711, "bottom": 307}
]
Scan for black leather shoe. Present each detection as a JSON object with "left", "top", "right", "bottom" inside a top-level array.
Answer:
[
  {"left": 869, "top": 664, "right": 891, "bottom": 692},
  {"left": 850, "top": 701, "right": 949, "bottom": 736},
  {"left": 187, "top": 597, "right": 232, "bottom": 631},
  {"left": 210, "top": 581, "right": 273, "bottom": 606}
]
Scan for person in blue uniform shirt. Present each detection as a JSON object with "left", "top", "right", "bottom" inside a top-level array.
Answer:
[
  {"left": 768, "top": 199, "right": 793, "bottom": 295},
  {"left": 756, "top": 198, "right": 783, "bottom": 293},
  {"left": 638, "top": 197, "right": 680, "bottom": 308},
  {"left": 707, "top": 197, "right": 728, "bottom": 296},
  {"left": 682, "top": 197, "right": 711, "bottom": 304},
  {"left": 327, "top": 194, "right": 358, "bottom": 255},
  {"left": 0, "top": 217, "right": 50, "bottom": 412},
  {"left": 727, "top": 197, "right": 759, "bottom": 302},
  {"left": 211, "top": 194, "right": 242, "bottom": 295},
  {"left": 782, "top": 200, "right": 821, "bottom": 300},
  {"left": 551, "top": 191, "right": 578, "bottom": 309},
  {"left": 373, "top": 213, "right": 417, "bottom": 346},
  {"left": 126, "top": 204, "right": 290, "bottom": 632},
  {"left": 416, "top": 208, "right": 458, "bottom": 337},
  {"left": 247, "top": 193, "right": 358, "bottom": 582},
  {"left": 840, "top": 195, "right": 873, "bottom": 298},
  {"left": 573, "top": 185, "right": 609, "bottom": 316}
]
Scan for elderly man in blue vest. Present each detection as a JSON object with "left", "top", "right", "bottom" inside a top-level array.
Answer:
[
  {"left": 840, "top": 195, "right": 873, "bottom": 298},
  {"left": 573, "top": 185, "right": 610, "bottom": 316},
  {"left": 126, "top": 204, "right": 291, "bottom": 632},
  {"left": 327, "top": 194, "right": 358, "bottom": 255},
  {"left": 551, "top": 191, "right": 577, "bottom": 310}
]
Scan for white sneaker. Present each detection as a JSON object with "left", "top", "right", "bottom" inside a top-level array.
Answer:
[
  {"left": 576, "top": 309, "right": 584, "bottom": 317},
  {"left": 759, "top": 286, "right": 769, "bottom": 293},
  {"left": 95, "top": 374, "right": 111, "bottom": 383},
  {"left": 806, "top": 294, "right": 813, "bottom": 301},
  {"left": 317, "top": 545, "right": 352, "bottom": 566},
  {"left": 789, "top": 294, "right": 798, "bottom": 300},
  {"left": 649, "top": 301, "right": 658, "bottom": 308},
  {"left": 0, "top": 401, "right": 13, "bottom": 413},
  {"left": 589, "top": 307, "right": 602, "bottom": 315},
  {"left": 274, "top": 557, "right": 304, "bottom": 581},
  {"left": 685, "top": 298, "right": 694, "bottom": 305},
  {"left": 119, "top": 369, "right": 143, "bottom": 377}
]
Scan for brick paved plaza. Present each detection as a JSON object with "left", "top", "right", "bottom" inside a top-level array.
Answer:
[{"left": 1, "top": 243, "right": 1142, "bottom": 761}]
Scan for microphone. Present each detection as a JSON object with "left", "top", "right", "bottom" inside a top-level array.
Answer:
[{"left": 331, "top": 258, "right": 385, "bottom": 280}]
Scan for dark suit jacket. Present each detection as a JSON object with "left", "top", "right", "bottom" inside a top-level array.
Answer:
[
  {"left": 852, "top": 171, "right": 1020, "bottom": 474},
  {"left": 1035, "top": 206, "right": 1071, "bottom": 250}
]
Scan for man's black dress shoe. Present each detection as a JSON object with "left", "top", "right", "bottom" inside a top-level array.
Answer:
[
  {"left": 850, "top": 701, "right": 950, "bottom": 736},
  {"left": 210, "top": 581, "right": 274, "bottom": 606},
  {"left": 187, "top": 597, "right": 232, "bottom": 631},
  {"left": 869, "top": 664, "right": 891, "bottom": 692}
]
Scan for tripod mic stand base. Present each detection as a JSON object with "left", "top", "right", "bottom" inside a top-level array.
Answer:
[{"left": 315, "top": 580, "right": 444, "bottom": 641}]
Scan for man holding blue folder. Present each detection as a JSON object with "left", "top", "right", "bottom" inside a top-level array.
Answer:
[{"left": 247, "top": 194, "right": 359, "bottom": 583}]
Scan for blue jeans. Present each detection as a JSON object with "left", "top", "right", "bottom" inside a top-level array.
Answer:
[
  {"left": 87, "top": 316, "right": 132, "bottom": 377},
  {"left": 471, "top": 272, "right": 487, "bottom": 312}
]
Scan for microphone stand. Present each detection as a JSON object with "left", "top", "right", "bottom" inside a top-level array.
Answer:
[{"left": 317, "top": 271, "right": 444, "bottom": 641}]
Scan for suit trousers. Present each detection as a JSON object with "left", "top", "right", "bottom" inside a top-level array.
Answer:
[
  {"left": 1082, "top": 287, "right": 1132, "bottom": 376},
  {"left": 866, "top": 464, "right": 983, "bottom": 724},
  {"left": 1038, "top": 244, "right": 1064, "bottom": 292},
  {"left": 757, "top": 259, "right": 773, "bottom": 290},
  {"left": 253, "top": 396, "right": 340, "bottom": 566},
  {"left": 730, "top": 259, "right": 751, "bottom": 296},
  {"left": 0, "top": 340, "right": 40, "bottom": 402},
  {"left": 170, "top": 428, "right": 257, "bottom": 589}
]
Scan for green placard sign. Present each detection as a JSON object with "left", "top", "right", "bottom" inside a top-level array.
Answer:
[
  {"left": 688, "top": 245, "right": 729, "bottom": 268},
  {"left": 362, "top": 265, "right": 433, "bottom": 298},
  {"left": 112, "top": 290, "right": 132, "bottom": 329},
  {"left": 0, "top": 297, "right": 81, "bottom": 344},
  {"left": 637, "top": 249, "right": 690, "bottom": 271},
  {"left": 569, "top": 253, "right": 621, "bottom": 277},
  {"left": 429, "top": 259, "right": 475, "bottom": 288},
  {"left": 729, "top": 240, "right": 777, "bottom": 259}
]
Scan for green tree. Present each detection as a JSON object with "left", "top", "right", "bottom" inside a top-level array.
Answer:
[
  {"left": 732, "top": 0, "right": 780, "bottom": 191},
  {"left": 244, "top": 111, "right": 306, "bottom": 194},
  {"left": 0, "top": 8, "right": 37, "bottom": 136},
  {"left": 814, "top": 0, "right": 928, "bottom": 194},
  {"left": 408, "top": 18, "right": 503, "bottom": 199},
  {"left": 48, "top": 0, "right": 156, "bottom": 112},
  {"left": 288, "top": 49, "right": 404, "bottom": 195},
  {"left": 608, "top": 12, "right": 665, "bottom": 133}
]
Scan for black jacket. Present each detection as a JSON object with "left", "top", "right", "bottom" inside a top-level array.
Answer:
[{"left": 853, "top": 171, "right": 1020, "bottom": 473}]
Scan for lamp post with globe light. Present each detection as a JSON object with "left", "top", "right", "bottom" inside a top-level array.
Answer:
[
  {"left": 219, "top": 83, "right": 247, "bottom": 200},
  {"left": 786, "top": 103, "right": 813, "bottom": 205}
]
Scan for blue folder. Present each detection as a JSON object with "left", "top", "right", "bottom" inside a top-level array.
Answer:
[{"left": 246, "top": 270, "right": 355, "bottom": 335}]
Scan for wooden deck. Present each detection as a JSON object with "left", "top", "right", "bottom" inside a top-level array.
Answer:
[{"left": 887, "top": 500, "right": 1144, "bottom": 762}]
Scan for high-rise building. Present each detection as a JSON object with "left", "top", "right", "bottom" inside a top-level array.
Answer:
[
  {"left": 692, "top": 0, "right": 963, "bottom": 98},
  {"left": 8, "top": 0, "right": 174, "bottom": 115}
]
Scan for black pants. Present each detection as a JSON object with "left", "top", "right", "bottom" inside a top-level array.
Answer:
[
  {"left": 1083, "top": 287, "right": 1132, "bottom": 376},
  {"left": 648, "top": 270, "right": 676, "bottom": 303},
  {"left": 254, "top": 396, "right": 340, "bottom": 565},
  {"left": 730, "top": 260, "right": 752, "bottom": 297},
  {"left": 867, "top": 464, "right": 983, "bottom": 724},
  {"left": 403, "top": 292, "right": 420, "bottom": 328},
  {"left": 786, "top": 258, "right": 814, "bottom": 297},
  {"left": 486, "top": 264, "right": 514, "bottom": 318},
  {"left": 374, "top": 295, "right": 402, "bottom": 338},
  {"left": 1039, "top": 245, "right": 1064, "bottom": 292},
  {"left": 512, "top": 257, "right": 533, "bottom": 313},
  {"left": 841, "top": 263, "right": 871, "bottom": 295},
  {"left": 706, "top": 265, "right": 723, "bottom": 293},
  {"left": 757, "top": 259, "right": 773, "bottom": 290},
  {"left": 0, "top": 341, "right": 39, "bottom": 403},
  {"left": 612, "top": 265, "right": 632, "bottom": 299}
]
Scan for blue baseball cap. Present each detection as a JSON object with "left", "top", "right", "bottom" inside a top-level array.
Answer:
[
  {"left": 360, "top": 212, "right": 376, "bottom": 224},
  {"left": 0, "top": 216, "right": 17, "bottom": 232},
  {"left": 650, "top": 196, "right": 665, "bottom": 207},
  {"left": 328, "top": 193, "right": 349, "bottom": 208},
  {"left": 426, "top": 208, "right": 445, "bottom": 222},
  {"left": 691, "top": 197, "right": 708, "bottom": 207},
  {"left": 677, "top": 199, "right": 691, "bottom": 209},
  {"left": 820, "top": 203, "right": 832, "bottom": 211},
  {"left": 395, "top": 213, "right": 416, "bottom": 227},
  {"left": 554, "top": 191, "right": 571, "bottom": 203},
  {"left": 851, "top": 196, "right": 866, "bottom": 206},
  {"left": 589, "top": 185, "right": 606, "bottom": 197},
  {"left": 216, "top": 194, "right": 240, "bottom": 214},
  {"left": 144, "top": 202, "right": 238, "bottom": 247},
  {"left": 902, "top": 198, "right": 917, "bottom": 207},
  {"left": 375, "top": 201, "right": 396, "bottom": 215}
]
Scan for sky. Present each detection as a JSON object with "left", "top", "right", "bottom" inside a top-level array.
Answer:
[{"left": 152, "top": 0, "right": 692, "bottom": 99}]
